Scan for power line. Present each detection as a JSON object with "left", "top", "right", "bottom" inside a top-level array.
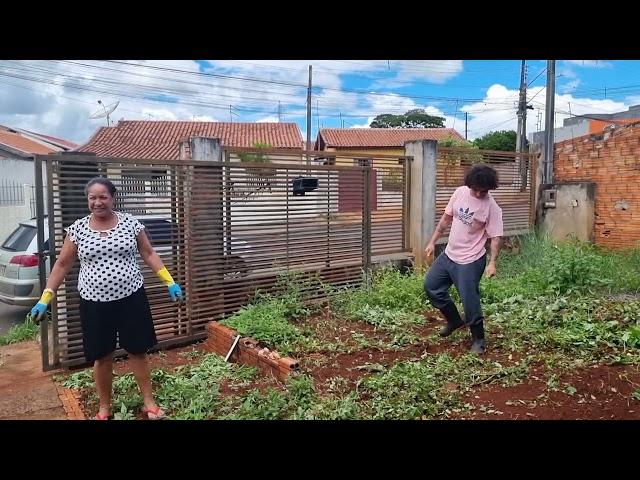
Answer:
[
  {"left": 201, "top": 59, "right": 506, "bottom": 89},
  {"left": 0, "top": 61, "right": 519, "bottom": 127},
  {"left": 0, "top": 61, "right": 522, "bottom": 119},
  {"left": 101, "top": 60, "right": 516, "bottom": 105},
  {"left": 528, "top": 67, "right": 547, "bottom": 87}
]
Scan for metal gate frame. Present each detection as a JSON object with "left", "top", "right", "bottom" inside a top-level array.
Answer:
[{"left": 35, "top": 152, "right": 379, "bottom": 370}]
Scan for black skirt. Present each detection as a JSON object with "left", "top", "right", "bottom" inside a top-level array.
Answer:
[{"left": 79, "top": 286, "right": 157, "bottom": 362}]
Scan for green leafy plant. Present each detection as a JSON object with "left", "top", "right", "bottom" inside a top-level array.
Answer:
[
  {"left": 237, "top": 142, "right": 276, "bottom": 179},
  {"left": 237, "top": 142, "right": 273, "bottom": 164},
  {"left": 61, "top": 368, "right": 94, "bottom": 389},
  {"left": 334, "top": 267, "right": 428, "bottom": 318},
  {"left": 222, "top": 272, "right": 320, "bottom": 354},
  {"left": 545, "top": 241, "right": 611, "bottom": 294},
  {"left": 221, "top": 300, "right": 304, "bottom": 355},
  {"left": 0, "top": 315, "right": 39, "bottom": 346}
]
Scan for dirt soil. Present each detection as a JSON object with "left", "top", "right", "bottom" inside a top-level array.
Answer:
[{"left": 65, "top": 311, "right": 640, "bottom": 420}]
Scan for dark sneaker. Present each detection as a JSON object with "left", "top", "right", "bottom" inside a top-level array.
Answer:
[
  {"left": 439, "top": 320, "right": 464, "bottom": 337},
  {"left": 470, "top": 338, "right": 486, "bottom": 354}
]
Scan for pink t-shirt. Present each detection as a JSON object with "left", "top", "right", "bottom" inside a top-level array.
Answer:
[{"left": 444, "top": 186, "right": 503, "bottom": 264}]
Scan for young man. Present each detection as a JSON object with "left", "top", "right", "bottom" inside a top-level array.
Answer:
[{"left": 423, "top": 164, "right": 503, "bottom": 354}]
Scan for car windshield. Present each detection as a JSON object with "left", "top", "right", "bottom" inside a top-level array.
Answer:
[{"left": 1, "top": 224, "right": 36, "bottom": 252}]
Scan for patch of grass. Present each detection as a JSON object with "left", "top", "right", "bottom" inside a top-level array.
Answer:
[
  {"left": 485, "top": 233, "right": 640, "bottom": 301},
  {"left": 60, "top": 232, "right": 640, "bottom": 421},
  {"left": 482, "top": 242, "right": 640, "bottom": 370},
  {"left": 221, "top": 300, "right": 304, "bottom": 355},
  {"left": 0, "top": 315, "right": 39, "bottom": 346},
  {"left": 149, "top": 355, "right": 256, "bottom": 420},
  {"left": 61, "top": 354, "right": 258, "bottom": 420},
  {"left": 332, "top": 268, "right": 430, "bottom": 346},
  {"left": 220, "top": 374, "right": 314, "bottom": 420},
  {"left": 355, "top": 305, "right": 424, "bottom": 329},
  {"left": 221, "top": 273, "right": 322, "bottom": 355},
  {"left": 487, "top": 293, "right": 640, "bottom": 364},
  {"left": 178, "top": 349, "right": 202, "bottom": 360},
  {"left": 220, "top": 373, "right": 361, "bottom": 420},
  {"left": 334, "top": 267, "right": 429, "bottom": 317},
  {"left": 358, "top": 354, "right": 530, "bottom": 419},
  {"left": 60, "top": 368, "right": 94, "bottom": 389},
  {"left": 358, "top": 355, "right": 463, "bottom": 419}
]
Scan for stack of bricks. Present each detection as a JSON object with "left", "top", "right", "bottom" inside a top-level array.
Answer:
[
  {"left": 205, "top": 321, "right": 299, "bottom": 383},
  {"left": 56, "top": 385, "right": 86, "bottom": 420},
  {"left": 554, "top": 126, "right": 640, "bottom": 249}
]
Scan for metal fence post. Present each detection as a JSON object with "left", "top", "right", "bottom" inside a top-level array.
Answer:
[
  {"left": 34, "top": 155, "right": 49, "bottom": 371},
  {"left": 362, "top": 159, "right": 372, "bottom": 285}
]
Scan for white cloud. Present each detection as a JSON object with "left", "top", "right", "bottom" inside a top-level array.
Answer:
[
  {"left": 349, "top": 117, "right": 375, "bottom": 128},
  {"left": 459, "top": 82, "right": 629, "bottom": 141},
  {"left": 559, "top": 79, "right": 581, "bottom": 93},
  {"left": 0, "top": 59, "right": 466, "bottom": 144},
  {"left": 0, "top": 59, "right": 633, "bottom": 148},
  {"left": 371, "top": 60, "right": 464, "bottom": 89},
  {"left": 256, "top": 115, "right": 279, "bottom": 123},
  {"left": 0, "top": 60, "right": 220, "bottom": 143},
  {"left": 565, "top": 60, "right": 612, "bottom": 68}
]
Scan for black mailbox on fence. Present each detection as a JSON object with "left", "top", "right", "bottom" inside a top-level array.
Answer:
[{"left": 292, "top": 177, "right": 318, "bottom": 196}]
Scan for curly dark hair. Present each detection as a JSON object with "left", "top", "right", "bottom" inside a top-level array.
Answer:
[
  {"left": 84, "top": 177, "right": 117, "bottom": 197},
  {"left": 464, "top": 164, "right": 498, "bottom": 191}
]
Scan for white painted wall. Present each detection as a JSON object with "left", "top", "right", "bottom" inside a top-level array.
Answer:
[
  {"left": 0, "top": 185, "right": 34, "bottom": 241},
  {"left": 0, "top": 157, "right": 45, "bottom": 185}
]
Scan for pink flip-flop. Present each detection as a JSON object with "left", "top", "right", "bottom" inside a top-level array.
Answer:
[
  {"left": 93, "top": 411, "right": 113, "bottom": 420},
  {"left": 142, "top": 406, "right": 166, "bottom": 420}
]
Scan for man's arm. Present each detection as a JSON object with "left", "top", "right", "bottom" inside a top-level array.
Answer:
[
  {"left": 485, "top": 236, "right": 502, "bottom": 277},
  {"left": 424, "top": 213, "right": 453, "bottom": 258}
]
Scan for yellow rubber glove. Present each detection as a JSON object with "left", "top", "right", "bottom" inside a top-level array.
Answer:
[
  {"left": 156, "top": 267, "right": 176, "bottom": 286},
  {"left": 156, "top": 267, "right": 183, "bottom": 302},
  {"left": 31, "top": 288, "right": 54, "bottom": 321}
]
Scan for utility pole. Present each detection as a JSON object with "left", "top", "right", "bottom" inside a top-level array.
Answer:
[
  {"left": 543, "top": 60, "right": 556, "bottom": 184},
  {"left": 464, "top": 112, "right": 468, "bottom": 139},
  {"left": 340, "top": 112, "right": 343, "bottom": 129},
  {"left": 516, "top": 60, "right": 531, "bottom": 190},
  {"left": 516, "top": 60, "right": 530, "bottom": 154},
  {"left": 278, "top": 101, "right": 282, "bottom": 122},
  {"left": 306, "top": 65, "right": 312, "bottom": 162}
]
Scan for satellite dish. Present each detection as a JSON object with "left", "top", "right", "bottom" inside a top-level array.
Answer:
[{"left": 89, "top": 100, "right": 119, "bottom": 126}]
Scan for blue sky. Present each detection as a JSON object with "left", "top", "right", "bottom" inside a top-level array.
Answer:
[{"left": 1, "top": 60, "right": 639, "bottom": 145}]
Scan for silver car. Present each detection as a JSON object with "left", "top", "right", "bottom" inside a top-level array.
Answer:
[{"left": 0, "top": 218, "right": 49, "bottom": 306}]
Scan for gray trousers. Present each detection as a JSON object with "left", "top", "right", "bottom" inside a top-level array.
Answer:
[{"left": 424, "top": 252, "right": 486, "bottom": 327}]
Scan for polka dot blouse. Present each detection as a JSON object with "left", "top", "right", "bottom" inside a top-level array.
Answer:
[{"left": 67, "top": 211, "right": 145, "bottom": 302}]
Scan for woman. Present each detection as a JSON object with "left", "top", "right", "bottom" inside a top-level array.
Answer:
[{"left": 30, "top": 177, "right": 183, "bottom": 420}]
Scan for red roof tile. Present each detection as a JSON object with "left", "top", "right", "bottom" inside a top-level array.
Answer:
[
  {"left": 77, "top": 121, "right": 304, "bottom": 159},
  {"left": 318, "top": 128, "right": 464, "bottom": 148},
  {"left": 21, "top": 131, "right": 78, "bottom": 149},
  {"left": 0, "top": 131, "right": 59, "bottom": 155}
]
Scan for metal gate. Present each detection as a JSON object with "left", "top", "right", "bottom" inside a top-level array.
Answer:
[{"left": 35, "top": 152, "right": 372, "bottom": 370}]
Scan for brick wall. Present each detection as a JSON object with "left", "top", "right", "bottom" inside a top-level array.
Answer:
[{"left": 554, "top": 126, "right": 640, "bottom": 249}]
